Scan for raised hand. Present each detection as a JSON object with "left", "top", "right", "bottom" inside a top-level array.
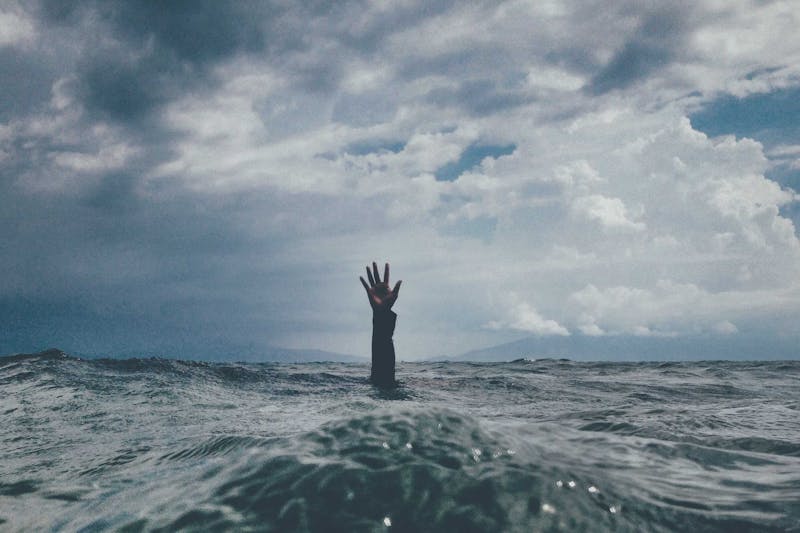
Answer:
[{"left": 360, "top": 261, "right": 402, "bottom": 313}]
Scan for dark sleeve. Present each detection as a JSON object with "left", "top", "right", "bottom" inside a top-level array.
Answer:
[{"left": 370, "top": 310, "right": 396, "bottom": 386}]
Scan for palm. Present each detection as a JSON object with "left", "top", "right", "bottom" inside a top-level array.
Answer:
[
  {"left": 360, "top": 262, "right": 402, "bottom": 312},
  {"left": 367, "top": 282, "right": 396, "bottom": 310}
]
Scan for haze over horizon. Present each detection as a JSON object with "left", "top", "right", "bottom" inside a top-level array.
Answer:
[{"left": 2, "top": 1, "right": 799, "bottom": 360}]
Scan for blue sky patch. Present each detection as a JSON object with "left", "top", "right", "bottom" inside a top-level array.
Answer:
[
  {"left": 689, "top": 87, "right": 800, "bottom": 148},
  {"left": 690, "top": 87, "right": 800, "bottom": 227},
  {"left": 435, "top": 143, "right": 516, "bottom": 181},
  {"left": 344, "top": 140, "right": 406, "bottom": 156}
]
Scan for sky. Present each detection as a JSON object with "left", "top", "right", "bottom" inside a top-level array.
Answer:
[{"left": 1, "top": 0, "right": 799, "bottom": 360}]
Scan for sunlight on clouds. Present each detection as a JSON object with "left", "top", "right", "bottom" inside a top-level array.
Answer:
[
  {"left": 567, "top": 280, "right": 798, "bottom": 338},
  {"left": 571, "top": 194, "right": 646, "bottom": 231},
  {"left": 145, "top": 72, "right": 799, "bottom": 354},
  {"left": 485, "top": 302, "right": 569, "bottom": 336}
]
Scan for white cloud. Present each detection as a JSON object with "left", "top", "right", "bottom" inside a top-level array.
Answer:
[
  {"left": 525, "top": 65, "right": 585, "bottom": 92},
  {"left": 571, "top": 194, "right": 646, "bottom": 231},
  {"left": 50, "top": 143, "right": 138, "bottom": 173},
  {"left": 712, "top": 320, "right": 738, "bottom": 335},
  {"left": 486, "top": 302, "right": 569, "bottom": 336},
  {"left": 689, "top": 1, "right": 800, "bottom": 98},
  {"left": 566, "top": 280, "right": 796, "bottom": 338},
  {"left": 0, "top": 5, "right": 35, "bottom": 47},
  {"left": 767, "top": 144, "right": 800, "bottom": 158}
]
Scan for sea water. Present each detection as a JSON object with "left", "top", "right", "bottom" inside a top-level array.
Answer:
[{"left": 2, "top": 350, "right": 799, "bottom": 531}]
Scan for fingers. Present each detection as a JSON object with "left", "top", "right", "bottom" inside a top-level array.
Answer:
[
  {"left": 372, "top": 262, "right": 381, "bottom": 284},
  {"left": 365, "top": 261, "right": 393, "bottom": 287},
  {"left": 360, "top": 276, "right": 370, "bottom": 292},
  {"left": 393, "top": 280, "right": 402, "bottom": 297}
]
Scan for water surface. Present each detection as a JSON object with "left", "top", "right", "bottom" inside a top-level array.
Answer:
[{"left": 2, "top": 351, "right": 799, "bottom": 531}]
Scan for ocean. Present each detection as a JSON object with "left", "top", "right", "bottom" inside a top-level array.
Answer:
[{"left": 2, "top": 350, "right": 798, "bottom": 532}]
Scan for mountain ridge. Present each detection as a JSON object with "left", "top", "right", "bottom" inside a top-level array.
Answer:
[{"left": 441, "top": 333, "right": 799, "bottom": 362}]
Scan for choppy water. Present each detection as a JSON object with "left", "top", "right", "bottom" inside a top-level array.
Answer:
[{"left": 2, "top": 350, "right": 799, "bottom": 532}]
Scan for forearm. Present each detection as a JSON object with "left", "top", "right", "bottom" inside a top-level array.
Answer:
[{"left": 370, "top": 309, "right": 396, "bottom": 386}]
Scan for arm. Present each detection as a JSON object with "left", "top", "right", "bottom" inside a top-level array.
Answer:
[{"left": 360, "top": 262, "right": 402, "bottom": 386}]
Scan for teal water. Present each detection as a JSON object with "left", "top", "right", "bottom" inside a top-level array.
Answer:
[{"left": 2, "top": 351, "right": 799, "bottom": 531}]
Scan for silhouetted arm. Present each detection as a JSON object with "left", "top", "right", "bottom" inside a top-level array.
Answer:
[
  {"left": 371, "top": 309, "right": 396, "bottom": 386},
  {"left": 360, "top": 262, "right": 401, "bottom": 386}
]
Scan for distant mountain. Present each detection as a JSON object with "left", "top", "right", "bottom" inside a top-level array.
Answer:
[{"left": 447, "top": 334, "right": 799, "bottom": 362}]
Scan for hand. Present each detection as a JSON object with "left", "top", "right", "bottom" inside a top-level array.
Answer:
[{"left": 360, "top": 261, "right": 402, "bottom": 313}]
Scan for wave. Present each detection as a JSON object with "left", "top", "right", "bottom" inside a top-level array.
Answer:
[
  {"left": 118, "top": 409, "right": 628, "bottom": 532},
  {"left": 96, "top": 408, "right": 790, "bottom": 532},
  {"left": 3, "top": 350, "right": 799, "bottom": 531}
]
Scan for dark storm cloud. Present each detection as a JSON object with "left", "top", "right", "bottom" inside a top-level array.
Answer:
[
  {"left": 75, "top": 55, "right": 166, "bottom": 122},
  {"left": 34, "top": 0, "right": 288, "bottom": 122},
  {"left": 332, "top": 90, "right": 398, "bottom": 126},
  {"left": 30, "top": 0, "right": 463, "bottom": 122},
  {"left": 426, "top": 78, "right": 532, "bottom": 116},
  {"left": 281, "top": 0, "right": 460, "bottom": 93},
  {"left": 332, "top": 0, "right": 454, "bottom": 52},
  {"left": 0, "top": 48, "right": 56, "bottom": 121},
  {"left": 0, "top": 118, "right": 392, "bottom": 357},
  {"left": 398, "top": 45, "right": 517, "bottom": 80},
  {"left": 38, "top": 0, "right": 272, "bottom": 63},
  {"left": 0, "top": 174, "right": 291, "bottom": 356},
  {"left": 0, "top": 0, "right": 394, "bottom": 359},
  {"left": 82, "top": 172, "right": 140, "bottom": 212},
  {"left": 22, "top": 0, "right": 472, "bottom": 126},
  {"left": 588, "top": 7, "right": 689, "bottom": 95}
]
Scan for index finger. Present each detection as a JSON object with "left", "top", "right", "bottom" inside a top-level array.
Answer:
[{"left": 384, "top": 263, "right": 390, "bottom": 285}]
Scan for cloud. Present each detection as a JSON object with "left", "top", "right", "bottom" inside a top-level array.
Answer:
[
  {"left": 34, "top": 0, "right": 284, "bottom": 123},
  {"left": 434, "top": 143, "right": 516, "bottom": 182},
  {"left": 486, "top": 302, "right": 570, "bottom": 336},
  {"left": 689, "top": 86, "right": 800, "bottom": 147},
  {"left": 571, "top": 194, "right": 645, "bottom": 231},
  {"left": 50, "top": 142, "right": 137, "bottom": 173},
  {"left": 426, "top": 78, "right": 533, "bottom": 117},
  {"left": 1, "top": 0, "right": 799, "bottom": 359},
  {"left": 567, "top": 280, "right": 794, "bottom": 338},
  {"left": 712, "top": 320, "right": 738, "bottom": 335},
  {"left": 0, "top": 4, "right": 35, "bottom": 47},
  {"left": 588, "top": 6, "right": 690, "bottom": 95}
]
